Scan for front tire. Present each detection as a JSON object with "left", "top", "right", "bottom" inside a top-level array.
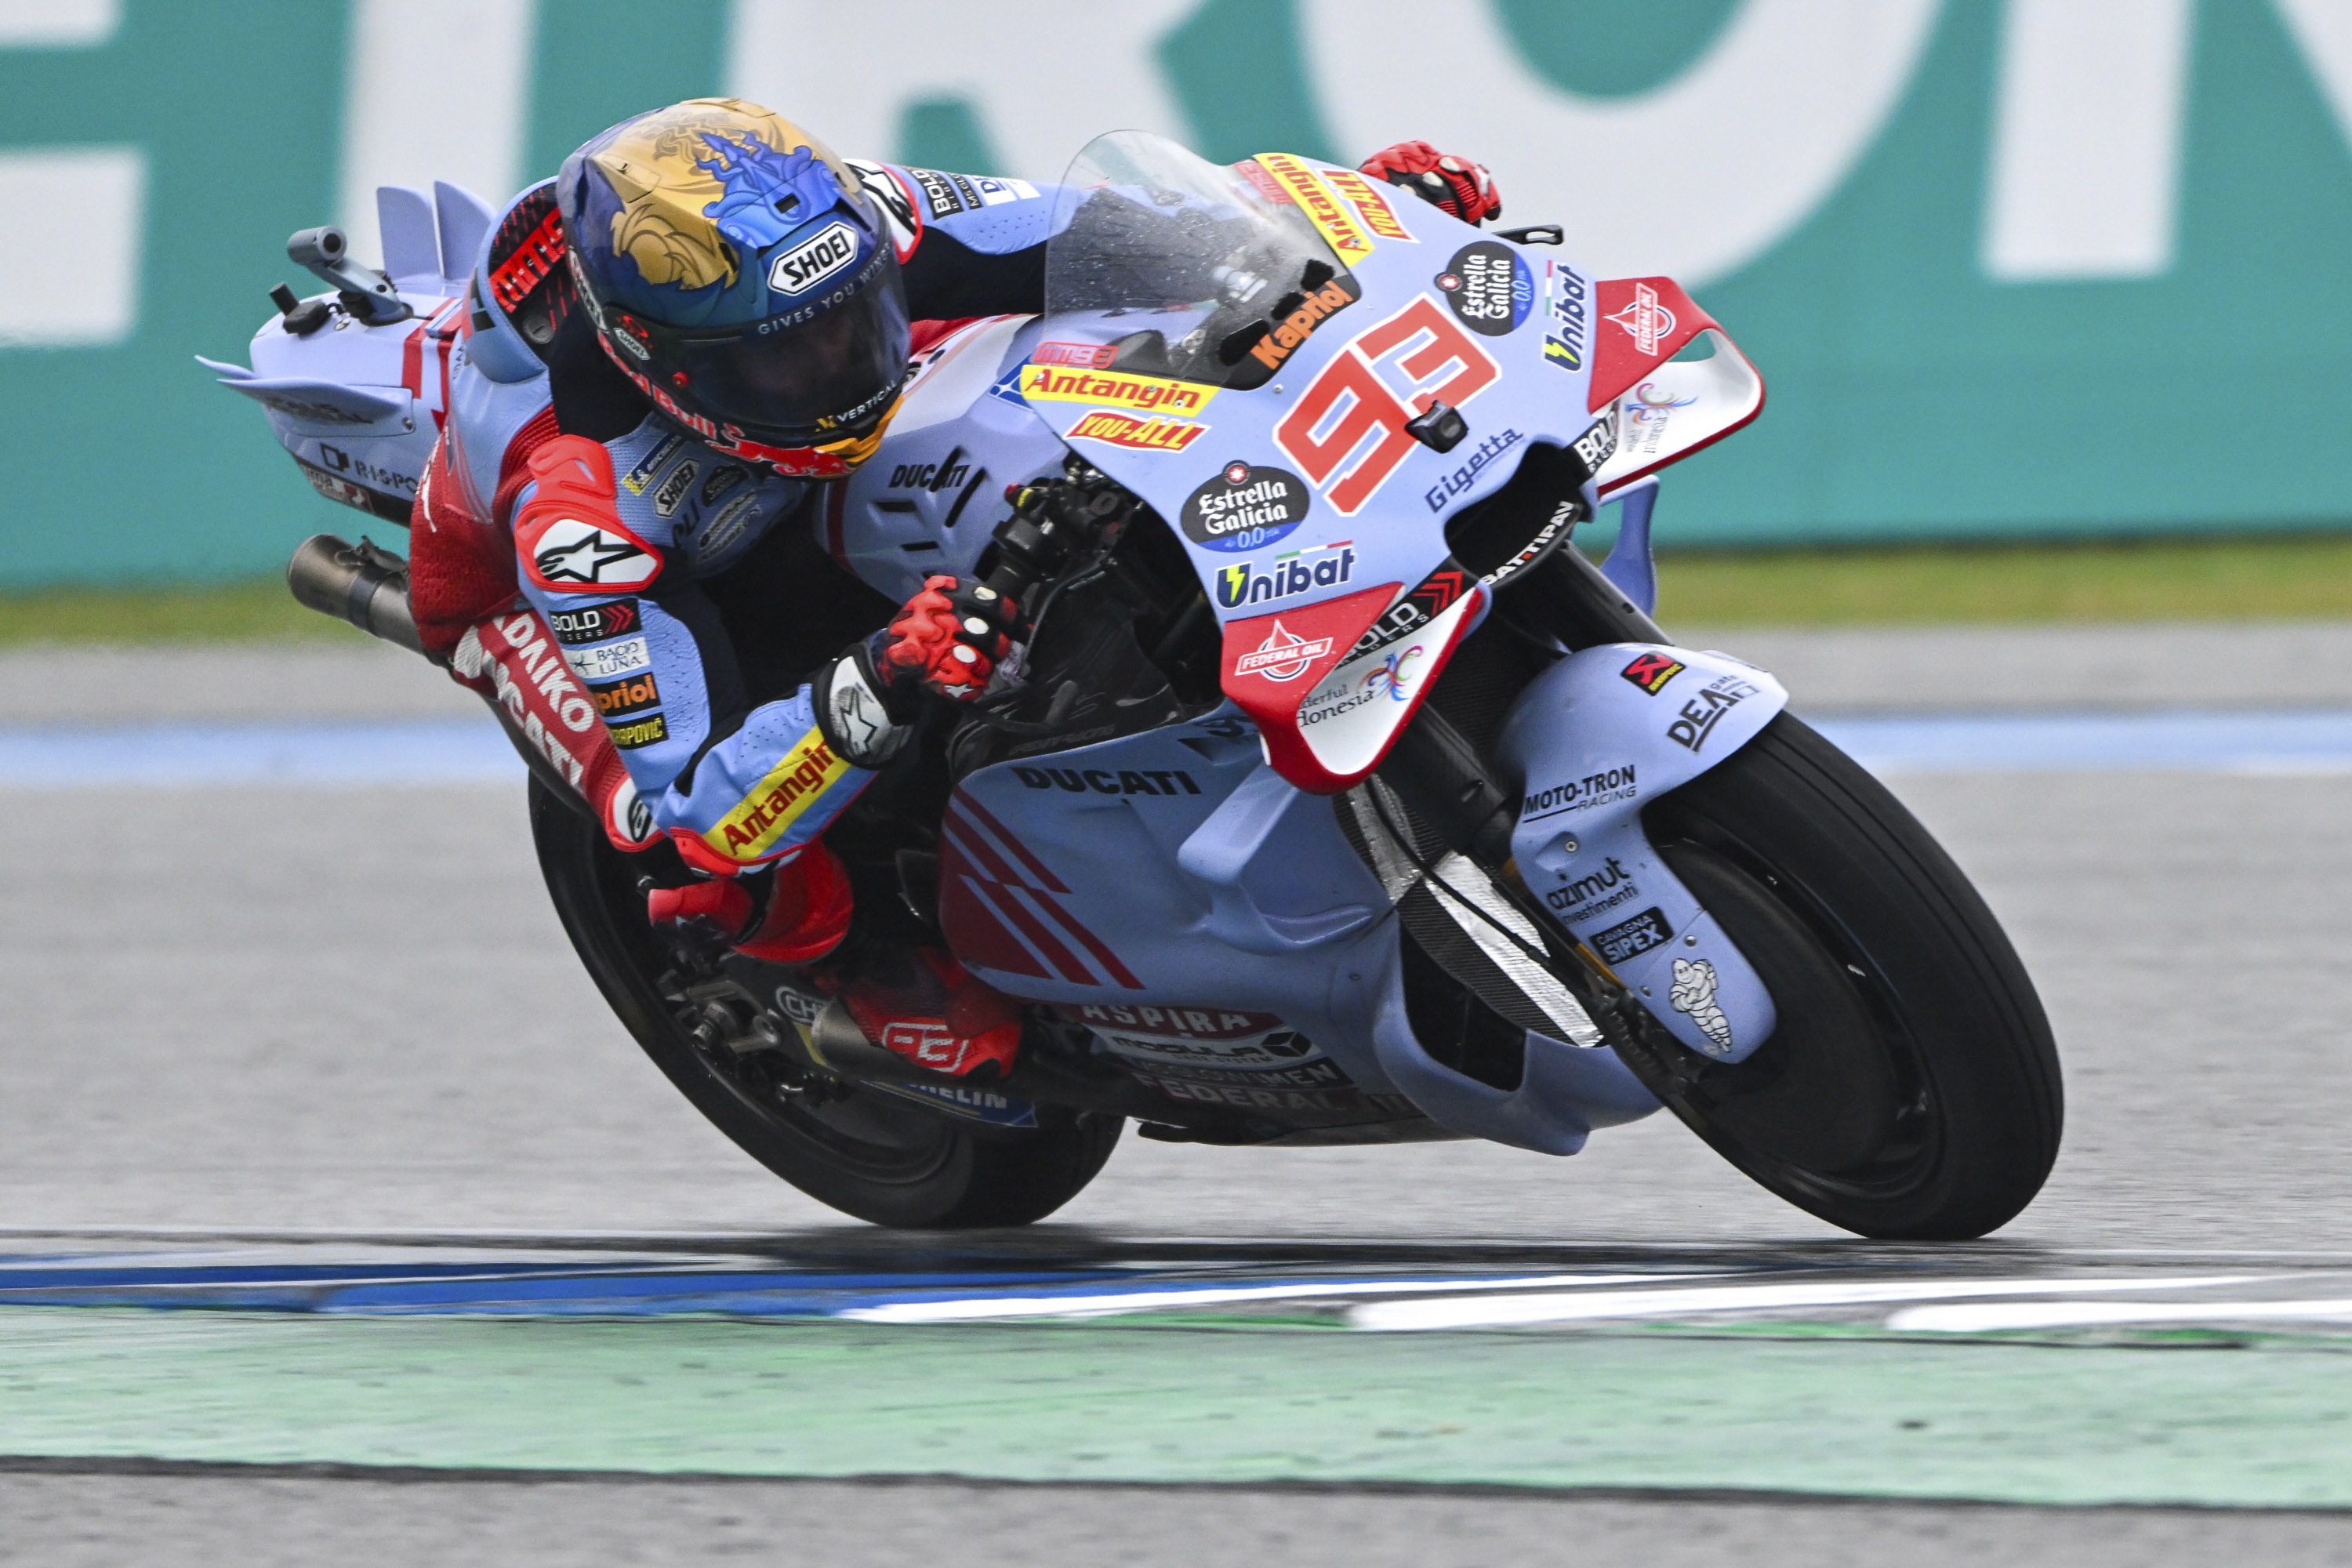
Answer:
[
  {"left": 528, "top": 777, "right": 1122, "bottom": 1229},
  {"left": 1614, "top": 713, "right": 2062, "bottom": 1239}
]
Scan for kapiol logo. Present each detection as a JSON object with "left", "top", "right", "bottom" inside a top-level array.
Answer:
[{"left": 1214, "top": 542, "right": 1355, "bottom": 610}]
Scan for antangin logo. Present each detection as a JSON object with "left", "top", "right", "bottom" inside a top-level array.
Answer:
[
  {"left": 1252, "top": 152, "right": 1374, "bottom": 258},
  {"left": 706, "top": 731, "right": 851, "bottom": 860},
  {"left": 1018, "top": 365, "right": 1215, "bottom": 415}
]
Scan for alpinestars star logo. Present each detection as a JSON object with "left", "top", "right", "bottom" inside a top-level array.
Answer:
[
  {"left": 1234, "top": 621, "right": 1333, "bottom": 681},
  {"left": 529, "top": 518, "right": 661, "bottom": 591}
]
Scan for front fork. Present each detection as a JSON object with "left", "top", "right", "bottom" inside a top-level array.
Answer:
[{"left": 1374, "top": 541, "right": 1784, "bottom": 1067}]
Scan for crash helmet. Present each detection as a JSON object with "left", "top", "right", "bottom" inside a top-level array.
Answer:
[{"left": 556, "top": 98, "right": 909, "bottom": 477}]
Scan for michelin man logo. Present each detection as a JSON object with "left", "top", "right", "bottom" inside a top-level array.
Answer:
[{"left": 1668, "top": 957, "right": 1733, "bottom": 1054}]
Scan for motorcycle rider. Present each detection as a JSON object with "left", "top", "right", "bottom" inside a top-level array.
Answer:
[{"left": 408, "top": 99, "right": 1501, "bottom": 1077}]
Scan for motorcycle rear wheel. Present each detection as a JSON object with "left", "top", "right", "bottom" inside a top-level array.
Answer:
[
  {"left": 1617, "top": 713, "right": 2062, "bottom": 1240},
  {"left": 528, "top": 776, "right": 1122, "bottom": 1229}
]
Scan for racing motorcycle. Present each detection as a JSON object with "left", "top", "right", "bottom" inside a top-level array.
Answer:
[{"left": 209, "top": 134, "right": 2061, "bottom": 1240}]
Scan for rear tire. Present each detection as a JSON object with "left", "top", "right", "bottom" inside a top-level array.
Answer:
[
  {"left": 1616, "top": 713, "right": 2062, "bottom": 1240},
  {"left": 528, "top": 776, "right": 1122, "bottom": 1229}
]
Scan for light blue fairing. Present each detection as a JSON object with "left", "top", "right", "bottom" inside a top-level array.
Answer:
[{"left": 836, "top": 140, "right": 1800, "bottom": 1154}]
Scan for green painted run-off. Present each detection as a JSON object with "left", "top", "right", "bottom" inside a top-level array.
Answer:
[{"left": 2, "top": 1310, "right": 2350, "bottom": 1508}]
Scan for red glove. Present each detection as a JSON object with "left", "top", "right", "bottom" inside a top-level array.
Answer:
[
  {"left": 1359, "top": 141, "right": 1502, "bottom": 227},
  {"left": 880, "top": 575, "right": 1018, "bottom": 701}
]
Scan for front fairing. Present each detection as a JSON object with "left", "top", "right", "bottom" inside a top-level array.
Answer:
[{"left": 1022, "top": 136, "right": 1610, "bottom": 793}]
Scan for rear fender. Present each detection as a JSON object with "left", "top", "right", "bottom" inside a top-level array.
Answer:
[{"left": 1494, "top": 642, "right": 1787, "bottom": 1063}]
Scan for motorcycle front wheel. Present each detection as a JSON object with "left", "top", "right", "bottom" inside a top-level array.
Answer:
[
  {"left": 1613, "top": 712, "right": 2062, "bottom": 1240},
  {"left": 528, "top": 776, "right": 1122, "bottom": 1229}
]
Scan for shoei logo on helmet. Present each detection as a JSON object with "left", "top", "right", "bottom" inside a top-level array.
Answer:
[{"left": 769, "top": 221, "right": 860, "bottom": 295}]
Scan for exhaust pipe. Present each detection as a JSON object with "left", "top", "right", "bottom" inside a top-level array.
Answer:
[{"left": 286, "top": 533, "right": 428, "bottom": 657}]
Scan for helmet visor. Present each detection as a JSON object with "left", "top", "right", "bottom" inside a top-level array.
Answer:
[{"left": 666, "top": 245, "right": 912, "bottom": 445}]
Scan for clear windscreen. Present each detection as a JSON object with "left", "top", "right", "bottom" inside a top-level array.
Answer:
[{"left": 1043, "top": 131, "right": 1348, "bottom": 390}]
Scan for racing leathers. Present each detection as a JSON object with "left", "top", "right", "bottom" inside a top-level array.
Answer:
[{"left": 413, "top": 158, "right": 1057, "bottom": 903}]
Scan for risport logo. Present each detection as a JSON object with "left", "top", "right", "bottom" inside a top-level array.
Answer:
[
  {"left": 1234, "top": 620, "right": 1334, "bottom": 681},
  {"left": 1018, "top": 364, "right": 1215, "bottom": 416},
  {"left": 1068, "top": 411, "right": 1208, "bottom": 454},
  {"left": 1251, "top": 152, "right": 1375, "bottom": 259},
  {"left": 1621, "top": 651, "right": 1686, "bottom": 695},
  {"left": 1214, "top": 542, "right": 1356, "bottom": 610},
  {"left": 1275, "top": 296, "right": 1500, "bottom": 515},
  {"left": 1607, "top": 281, "right": 1675, "bottom": 357}
]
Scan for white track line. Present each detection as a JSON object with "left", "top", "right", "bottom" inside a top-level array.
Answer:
[
  {"left": 1889, "top": 1298, "right": 2352, "bottom": 1332},
  {"left": 839, "top": 1274, "right": 1700, "bottom": 1323},
  {"left": 1346, "top": 1274, "right": 2269, "bottom": 1331}
]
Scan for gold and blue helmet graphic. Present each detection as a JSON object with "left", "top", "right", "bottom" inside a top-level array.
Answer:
[{"left": 557, "top": 98, "right": 911, "bottom": 455}]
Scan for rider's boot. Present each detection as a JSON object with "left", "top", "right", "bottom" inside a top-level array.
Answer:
[{"left": 647, "top": 840, "right": 855, "bottom": 964}]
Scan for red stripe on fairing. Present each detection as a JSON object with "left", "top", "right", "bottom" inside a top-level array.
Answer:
[
  {"left": 1002, "top": 883, "right": 1145, "bottom": 991},
  {"left": 975, "top": 877, "right": 1092, "bottom": 985},
  {"left": 401, "top": 322, "right": 426, "bottom": 399},
  {"left": 940, "top": 868, "right": 1056, "bottom": 981},
  {"left": 942, "top": 801, "right": 1032, "bottom": 891},
  {"left": 954, "top": 793, "right": 1071, "bottom": 893}
]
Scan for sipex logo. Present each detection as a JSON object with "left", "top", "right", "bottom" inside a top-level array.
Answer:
[
  {"left": 1668, "top": 673, "right": 1762, "bottom": 752},
  {"left": 1214, "top": 543, "right": 1355, "bottom": 610},
  {"left": 1543, "top": 260, "right": 1591, "bottom": 372},
  {"left": 1608, "top": 281, "right": 1675, "bottom": 357},
  {"left": 1435, "top": 241, "right": 1533, "bottom": 337},
  {"left": 1621, "top": 652, "right": 1686, "bottom": 695},
  {"left": 1234, "top": 620, "right": 1334, "bottom": 681},
  {"left": 1591, "top": 906, "right": 1675, "bottom": 965},
  {"left": 768, "top": 220, "right": 858, "bottom": 295},
  {"left": 548, "top": 600, "right": 639, "bottom": 646},
  {"left": 1544, "top": 855, "right": 1642, "bottom": 920},
  {"left": 1012, "top": 766, "right": 1203, "bottom": 797}
]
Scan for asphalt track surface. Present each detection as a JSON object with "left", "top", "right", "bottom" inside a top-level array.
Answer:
[{"left": 8, "top": 628, "right": 2352, "bottom": 1563}]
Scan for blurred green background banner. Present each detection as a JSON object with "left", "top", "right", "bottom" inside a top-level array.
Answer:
[{"left": 3, "top": 0, "right": 2348, "bottom": 586}]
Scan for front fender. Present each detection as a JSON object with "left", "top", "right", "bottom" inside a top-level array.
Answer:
[{"left": 1494, "top": 643, "right": 1787, "bottom": 1063}]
